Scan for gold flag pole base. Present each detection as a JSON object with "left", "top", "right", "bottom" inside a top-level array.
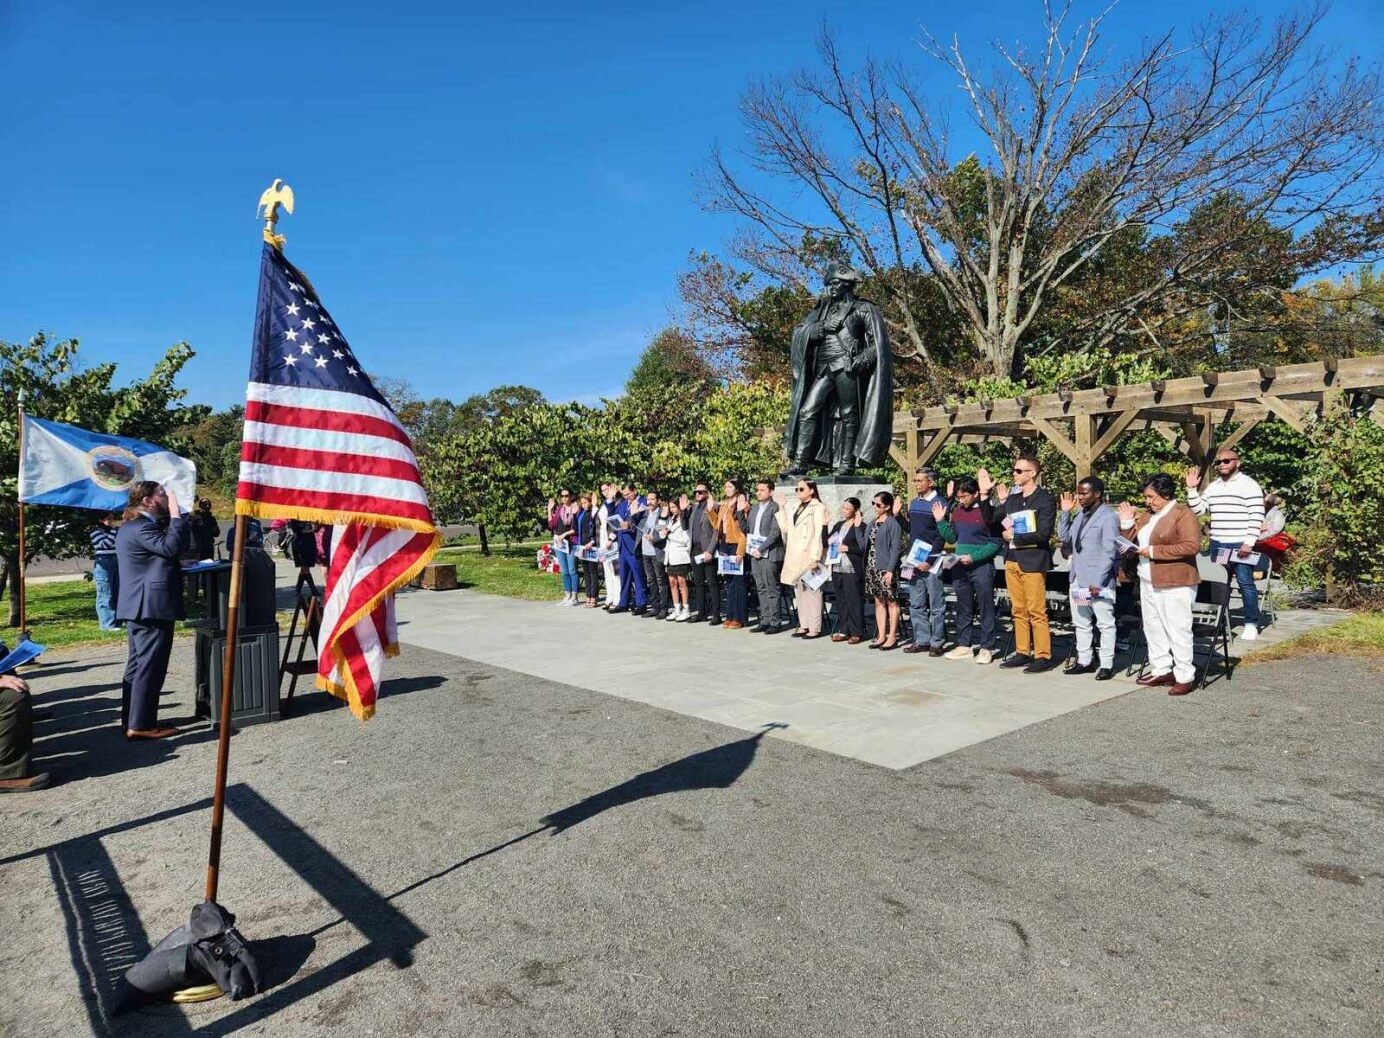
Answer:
[{"left": 170, "top": 983, "right": 225, "bottom": 1004}]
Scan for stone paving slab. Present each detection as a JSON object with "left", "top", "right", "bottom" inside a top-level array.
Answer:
[{"left": 394, "top": 589, "right": 1144, "bottom": 769}]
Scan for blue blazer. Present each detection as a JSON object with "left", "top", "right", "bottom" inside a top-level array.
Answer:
[{"left": 116, "top": 515, "right": 190, "bottom": 622}]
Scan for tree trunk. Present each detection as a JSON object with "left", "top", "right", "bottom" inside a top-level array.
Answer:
[{"left": 477, "top": 523, "right": 490, "bottom": 557}]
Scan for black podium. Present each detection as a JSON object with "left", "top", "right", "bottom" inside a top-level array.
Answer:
[{"left": 189, "top": 548, "right": 282, "bottom": 726}]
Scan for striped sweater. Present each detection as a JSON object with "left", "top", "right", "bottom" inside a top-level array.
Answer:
[{"left": 1188, "top": 471, "right": 1265, "bottom": 544}]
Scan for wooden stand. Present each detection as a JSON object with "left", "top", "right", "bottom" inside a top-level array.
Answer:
[{"left": 278, "top": 569, "right": 322, "bottom": 716}]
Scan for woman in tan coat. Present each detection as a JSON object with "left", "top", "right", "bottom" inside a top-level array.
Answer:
[
  {"left": 774, "top": 479, "right": 830, "bottom": 638},
  {"left": 1117, "top": 472, "right": 1202, "bottom": 696}
]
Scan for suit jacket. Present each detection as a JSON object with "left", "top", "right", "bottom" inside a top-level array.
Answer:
[
  {"left": 740, "top": 500, "right": 786, "bottom": 562},
  {"left": 1122, "top": 502, "right": 1201, "bottom": 589},
  {"left": 688, "top": 502, "right": 718, "bottom": 556},
  {"left": 829, "top": 519, "right": 869, "bottom": 567},
  {"left": 116, "top": 514, "right": 190, "bottom": 622},
  {"left": 870, "top": 514, "right": 903, "bottom": 574}
]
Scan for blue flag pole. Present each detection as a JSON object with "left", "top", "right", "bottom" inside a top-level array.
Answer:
[{"left": 17, "top": 389, "right": 26, "bottom": 635}]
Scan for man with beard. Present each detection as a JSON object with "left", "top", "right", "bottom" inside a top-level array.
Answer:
[{"left": 116, "top": 480, "right": 189, "bottom": 739}]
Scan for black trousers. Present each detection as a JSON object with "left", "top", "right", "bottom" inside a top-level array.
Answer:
[
  {"left": 690, "top": 558, "right": 720, "bottom": 620},
  {"left": 582, "top": 558, "right": 601, "bottom": 600},
  {"left": 122, "top": 619, "right": 175, "bottom": 731},
  {"left": 0, "top": 684, "right": 33, "bottom": 780},
  {"left": 832, "top": 568, "right": 865, "bottom": 637},
  {"left": 641, "top": 555, "right": 669, "bottom": 615}
]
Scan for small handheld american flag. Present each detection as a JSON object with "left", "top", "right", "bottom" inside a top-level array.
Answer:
[{"left": 236, "top": 244, "right": 440, "bottom": 718}]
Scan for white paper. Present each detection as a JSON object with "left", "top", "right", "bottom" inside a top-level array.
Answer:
[
  {"left": 905, "top": 538, "right": 933, "bottom": 567},
  {"left": 801, "top": 566, "right": 830, "bottom": 590},
  {"left": 1115, "top": 536, "right": 1139, "bottom": 553}
]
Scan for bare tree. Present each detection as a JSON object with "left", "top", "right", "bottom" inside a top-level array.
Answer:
[{"left": 702, "top": 3, "right": 1384, "bottom": 378}]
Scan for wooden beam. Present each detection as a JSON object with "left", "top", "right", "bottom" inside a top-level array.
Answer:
[
  {"left": 1262, "top": 395, "right": 1308, "bottom": 434},
  {"left": 888, "top": 443, "right": 909, "bottom": 471},
  {"left": 916, "top": 426, "right": 954, "bottom": 468},
  {"left": 905, "top": 357, "right": 1384, "bottom": 431},
  {"left": 1074, "top": 412, "right": 1095, "bottom": 476},
  {"left": 1029, "top": 415, "right": 1079, "bottom": 465},
  {"left": 1091, "top": 408, "right": 1142, "bottom": 460},
  {"left": 1215, "top": 417, "right": 1262, "bottom": 452}
]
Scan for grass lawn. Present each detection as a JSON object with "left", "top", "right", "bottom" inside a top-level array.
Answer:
[
  {"left": 433, "top": 542, "right": 564, "bottom": 602},
  {"left": 1246, "top": 610, "right": 1384, "bottom": 665},
  {"left": 21, "top": 578, "right": 220, "bottom": 652}
]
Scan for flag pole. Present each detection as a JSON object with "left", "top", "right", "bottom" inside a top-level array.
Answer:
[
  {"left": 204, "top": 511, "right": 246, "bottom": 901},
  {"left": 203, "top": 180, "right": 294, "bottom": 903},
  {"left": 16, "top": 389, "right": 26, "bottom": 635}
]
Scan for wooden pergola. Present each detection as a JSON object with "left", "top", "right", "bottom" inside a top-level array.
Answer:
[{"left": 890, "top": 357, "right": 1384, "bottom": 477}]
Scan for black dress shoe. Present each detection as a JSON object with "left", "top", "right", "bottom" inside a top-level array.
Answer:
[
  {"left": 1095, "top": 668, "right": 1115, "bottom": 681},
  {"left": 928, "top": 646, "right": 946, "bottom": 658},
  {"left": 1065, "top": 661, "right": 1097, "bottom": 675},
  {"left": 609, "top": 606, "right": 629, "bottom": 614},
  {"left": 763, "top": 624, "right": 788, "bottom": 635},
  {"left": 902, "top": 644, "right": 927, "bottom": 654},
  {"left": 999, "top": 653, "right": 1031, "bottom": 669},
  {"left": 1023, "top": 657, "right": 1058, "bottom": 674},
  {"left": 687, "top": 614, "right": 708, "bottom": 623},
  {"left": 708, "top": 618, "right": 723, "bottom": 626},
  {"left": 750, "top": 624, "right": 765, "bottom": 633}
]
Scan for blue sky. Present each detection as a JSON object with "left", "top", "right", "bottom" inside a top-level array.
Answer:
[{"left": 2, "top": 1, "right": 1379, "bottom": 410}]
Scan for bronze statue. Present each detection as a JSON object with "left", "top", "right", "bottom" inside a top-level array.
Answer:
[{"left": 782, "top": 265, "right": 893, "bottom": 476}]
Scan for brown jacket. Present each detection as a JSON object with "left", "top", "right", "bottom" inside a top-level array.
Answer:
[
  {"left": 708, "top": 500, "right": 748, "bottom": 559},
  {"left": 1122, "top": 502, "right": 1201, "bottom": 589}
]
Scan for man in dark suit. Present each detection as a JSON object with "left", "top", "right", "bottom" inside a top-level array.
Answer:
[
  {"left": 116, "top": 480, "right": 189, "bottom": 739},
  {"left": 686, "top": 482, "right": 721, "bottom": 625}
]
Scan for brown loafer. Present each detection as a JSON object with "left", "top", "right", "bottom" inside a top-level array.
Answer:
[
  {"left": 901, "top": 644, "right": 927, "bottom": 654},
  {"left": 0, "top": 772, "right": 51, "bottom": 793},
  {"left": 126, "top": 727, "right": 179, "bottom": 740},
  {"left": 847, "top": 636, "right": 862, "bottom": 645},
  {"left": 831, "top": 633, "right": 848, "bottom": 642},
  {"left": 1136, "top": 672, "right": 1175, "bottom": 687},
  {"left": 1168, "top": 682, "right": 1194, "bottom": 696}
]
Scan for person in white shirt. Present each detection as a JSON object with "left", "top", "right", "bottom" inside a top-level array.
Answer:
[
  {"left": 1186, "top": 448, "right": 1266, "bottom": 639},
  {"left": 596, "top": 483, "right": 621, "bottom": 609},
  {"left": 663, "top": 497, "right": 694, "bottom": 620}
]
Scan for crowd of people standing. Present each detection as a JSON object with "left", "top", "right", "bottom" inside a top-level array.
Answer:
[{"left": 546, "top": 447, "right": 1284, "bottom": 698}]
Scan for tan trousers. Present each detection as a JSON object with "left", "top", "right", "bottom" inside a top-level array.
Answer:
[
  {"left": 1005, "top": 562, "right": 1050, "bottom": 660},
  {"left": 794, "top": 584, "right": 824, "bottom": 634}
]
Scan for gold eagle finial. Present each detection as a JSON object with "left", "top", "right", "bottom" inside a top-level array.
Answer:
[{"left": 257, "top": 179, "right": 295, "bottom": 248}]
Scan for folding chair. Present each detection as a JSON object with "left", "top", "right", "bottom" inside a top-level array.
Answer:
[
  {"left": 1114, "top": 582, "right": 1146, "bottom": 677},
  {"left": 1044, "top": 570, "right": 1074, "bottom": 663},
  {"left": 1190, "top": 578, "right": 1235, "bottom": 688}
]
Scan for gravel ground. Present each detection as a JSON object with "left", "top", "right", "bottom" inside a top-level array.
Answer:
[{"left": 0, "top": 642, "right": 1380, "bottom": 1038}]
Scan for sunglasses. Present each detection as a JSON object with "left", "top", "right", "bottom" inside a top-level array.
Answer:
[
  {"left": 796, "top": 486, "right": 809, "bottom": 492},
  {"left": 695, "top": 489, "right": 708, "bottom": 495},
  {"left": 1215, "top": 459, "right": 1236, "bottom": 466},
  {"left": 873, "top": 501, "right": 886, "bottom": 508},
  {"left": 1012, "top": 468, "right": 1029, "bottom": 474}
]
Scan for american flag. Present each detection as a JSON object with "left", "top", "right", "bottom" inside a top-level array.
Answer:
[{"left": 236, "top": 243, "right": 440, "bottom": 719}]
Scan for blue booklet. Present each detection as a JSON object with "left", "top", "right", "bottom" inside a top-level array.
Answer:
[{"left": 0, "top": 639, "right": 46, "bottom": 674}]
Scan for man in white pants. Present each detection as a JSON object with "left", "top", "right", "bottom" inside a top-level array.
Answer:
[{"left": 596, "top": 483, "right": 621, "bottom": 608}]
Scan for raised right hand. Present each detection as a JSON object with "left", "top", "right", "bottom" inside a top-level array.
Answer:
[
  {"left": 1059, "top": 492, "right": 1075, "bottom": 512},
  {"left": 1185, "top": 467, "right": 1201, "bottom": 490},
  {"left": 976, "top": 468, "right": 993, "bottom": 494},
  {"left": 1116, "top": 501, "right": 1137, "bottom": 523},
  {"left": 995, "top": 483, "right": 1010, "bottom": 500}
]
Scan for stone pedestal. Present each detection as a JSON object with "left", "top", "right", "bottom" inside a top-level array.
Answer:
[{"left": 777, "top": 477, "right": 894, "bottom": 521}]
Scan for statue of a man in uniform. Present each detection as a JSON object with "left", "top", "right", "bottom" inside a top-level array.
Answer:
[{"left": 782, "top": 264, "right": 893, "bottom": 477}]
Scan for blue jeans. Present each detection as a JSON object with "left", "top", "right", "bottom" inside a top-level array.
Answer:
[
  {"left": 556, "top": 545, "right": 579, "bottom": 594},
  {"left": 908, "top": 566, "right": 946, "bottom": 648},
  {"left": 1211, "top": 540, "right": 1260, "bottom": 626},
  {"left": 93, "top": 555, "right": 119, "bottom": 630}
]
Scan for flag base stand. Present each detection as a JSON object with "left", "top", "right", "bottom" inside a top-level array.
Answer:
[
  {"left": 171, "top": 984, "right": 225, "bottom": 1004},
  {"left": 120, "top": 900, "right": 260, "bottom": 1009}
]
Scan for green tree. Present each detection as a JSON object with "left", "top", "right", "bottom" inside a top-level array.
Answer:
[
  {"left": 1, "top": 333, "right": 198, "bottom": 625},
  {"left": 625, "top": 328, "right": 715, "bottom": 397}
]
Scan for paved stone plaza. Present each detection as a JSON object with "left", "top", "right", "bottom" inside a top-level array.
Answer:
[
  {"left": 393, "top": 586, "right": 1349, "bottom": 770},
  {"left": 0, "top": 581, "right": 1377, "bottom": 1037}
]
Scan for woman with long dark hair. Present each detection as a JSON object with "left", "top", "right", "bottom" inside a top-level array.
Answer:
[
  {"left": 712, "top": 478, "right": 750, "bottom": 628},
  {"left": 663, "top": 495, "right": 693, "bottom": 620},
  {"left": 774, "top": 477, "right": 829, "bottom": 638},
  {"left": 829, "top": 497, "right": 868, "bottom": 643},
  {"left": 573, "top": 492, "right": 601, "bottom": 607},
  {"left": 865, "top": 490, "right": 903, "bottom": 649}
]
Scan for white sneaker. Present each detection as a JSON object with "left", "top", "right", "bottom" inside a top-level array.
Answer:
[
  {"left": 945, "top": 645, "right": 973, "bottom": 660},
  {"left": 1241, "top": 624, "right": 1258, "bottom": 641},
  {"left": 975, "top": 648, "right": 993, "bottom": 665},
  {"left": 678, "top": 606, "right": 691, "bottom": 621},
  {"left": 666, "top": 608, "right": 679, "bottom": 621}
]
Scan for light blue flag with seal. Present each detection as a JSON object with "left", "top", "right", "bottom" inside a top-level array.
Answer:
[{"left": 19, "top": 416, "right": 197, "bottom": 511}]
